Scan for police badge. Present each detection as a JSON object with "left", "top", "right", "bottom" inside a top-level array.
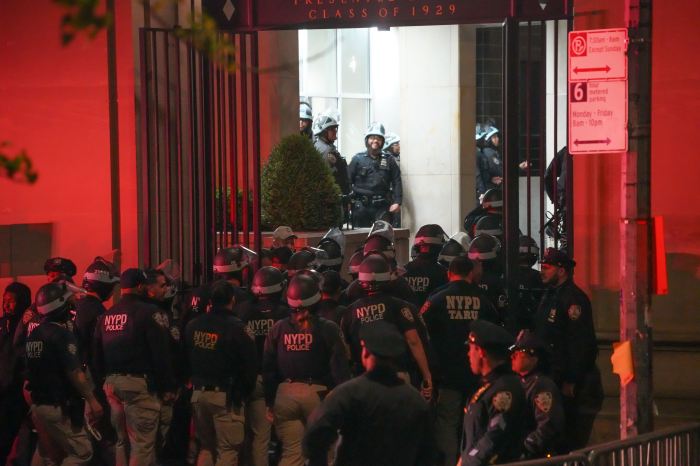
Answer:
[
  {"left": 401, "top": 307, "right": 414, "bottom": 322},
  {"left": 535, "top": 392, "right": 553, "bottom": 413},
  {"left": 492, "top": 391, "right": 513, "bottom": 412},
  {"left": 567, "top": 305, "right": 582, "bottom": 321}
]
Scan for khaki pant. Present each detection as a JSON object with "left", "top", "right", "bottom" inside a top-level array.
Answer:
[
  {"left": 434, "top": 388, "right": 463, "bottom": 466},
  {"left": 272, "top": 382, "right": 326, "bottom": 466},
  {"left": 104, "top": 375, "right": 161, "bottom": 466},
  {"left": 31, "top": 404, "right": 93, "bottom": 466},
  {"left": 191, "top": 390, "right": 245, "bottom": 466},
  {"left": 245, "top": 376, "right": 270, "bottom": 466},
  {"left": 158, "top": 404, "right": 173, "bottom": 450}
]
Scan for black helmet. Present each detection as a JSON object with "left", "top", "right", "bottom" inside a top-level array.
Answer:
[
  {"left": 251, "top": 266, "right": 284, "bottom": 296},
  {"left": 286, "top": 274, "right": 321, "bottom": 310},
  {"left": 213, "top": 246, "right": 251, "bottom": 276},
  {"left": 347, "top": 250, "right": 364, "bottom": 278},
  {"left": 44, "top": 257, "right": 77, "bottom": 278},
  {"left": 82, "top": 257, "right": 120, "bottom": 301},
  {"left": 519, "top": 235, "right": 540, "bottom": 267},
  {"left": 474, "top": 215, "right": 503, "bottom": 238},
  {"left": 358, "top": 255, "right": 391, "bottom": 292},
  {"left": 414, "top": 224, "right": 448, "bottom": 254},
  {"left": 481, "top": 188, "right": 503, "bottom": 212},
  {"left": 363, "top": 235, "right": 395, "bottom": 260},
  {"left": 287, "top": 249, "right": 317, "bottom": 277},
  {"left": 438, "top": 237, "right": 468, "bottom": 267},
  {"left": 367, "top": 220, "right": 394, "bottom": 243},
  {"left": 317, "top": 228, "right": 345, "bottom": 271},
  {"left": 467, "top": 234, "right": 502, "bottom": 261},
  {"left": 35, "top": 282, "right": 73, "bottom": 317}
]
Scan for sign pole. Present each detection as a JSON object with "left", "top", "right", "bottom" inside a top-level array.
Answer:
[{"left": 620, "top": 0, "right": 653, "bottom": 437}]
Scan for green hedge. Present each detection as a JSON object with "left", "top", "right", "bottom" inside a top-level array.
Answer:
[{"left": 262, "top": 134, "right": 341, "bottom": 230}]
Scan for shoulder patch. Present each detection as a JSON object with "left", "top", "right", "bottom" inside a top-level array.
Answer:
[
  {"left": 170, "top": 326, "right": 181, "bottom": 342},
  {"left": 492, "top": 391, "right": 513, "bottom": 412},
  {"left": 535, "top": 391, "right": 553, "bottom": 413},
  {"left": 400, "top": 307, "right": 414, "bottom": 322},
  {"left": 419, "top": 301, "right": 431, "bottom": 315},
  {"left": 152, "top": 312, "right": 169, "bottom": 329},
  {"left": 244, "top": 324, "right": 255, "bottom": 340},
  {"left": 567, "top": 305, "right": 582, "bottom": 321},
  {"left": 67, "top": 343, "right": 78, "bottom": 355}
]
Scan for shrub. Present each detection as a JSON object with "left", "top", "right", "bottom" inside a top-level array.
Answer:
[{"left": 262, "top": 134, "right": 341, "bottom": 230}]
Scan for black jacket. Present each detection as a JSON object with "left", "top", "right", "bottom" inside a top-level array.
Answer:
[
  {"left": 520, "top": 370, "right": 566, "bottom": 458},
  {"left": 348, "top": 152, "right": 402, "bottom": 204}
]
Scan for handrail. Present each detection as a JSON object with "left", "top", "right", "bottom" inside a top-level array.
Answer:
[
  {"left": 579, "top": 422, "right": 700, "bottom": 456},
  {"left": 503, "top": 453, "right": 590, "bottom": 466}
]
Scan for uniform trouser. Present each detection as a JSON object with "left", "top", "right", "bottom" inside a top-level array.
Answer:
[
  {"left": 352, "top": 203, "right": 390, "bottom": 228},
  {"left": 31, "top": 405, "right": 93, "bottom": 466},
  {"left": 191, "top": 390, "right": 245, "bottom": 466},
  {"left": 104, "top": 375, "right": 162, "bottom": 466},
  {"left": 433, "top": 389, "right": 463, "bottom": 466},
  {"left": 273, "top": 382, "right": 326, "bottom": 466},
  {"left": 158, "top": 404, "right": 173, "bottom": 451},
  {"left": 245, "top": 376, "right": 270, "bottom": 466}
]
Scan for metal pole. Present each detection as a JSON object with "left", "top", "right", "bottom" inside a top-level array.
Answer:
[
  {"left": 106, "top": 0, "right": 121, "bottom": 277},
  {"left": 620, "top": 0, "right": 653, "bottom": 437}
]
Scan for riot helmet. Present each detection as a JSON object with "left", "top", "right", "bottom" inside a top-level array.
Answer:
[
  {"left": 287, "top": 249, "right": 317, "bottom": 277},
  {"left": 82, "top": 257, "right": 120, "bottom": 302},
  {"left": 312, "top": 112, "right": 339, "bottom": 137},
  {"left": 317, "top": 227, "right": 345, "bottom": 271},
  {"left": 286, "top": 274, "right": 321, "bottom": 310},
  {"left": 519, "top": 235, "right": 540, "bottom": 268},
  {"left": 383, "top": 132, "right": 400, "bottom": 151},
  {"left": 467, "top": 234, "right": 502, "bottom": 262},
  {"left": 474, "top": 215, "right": 503, "bottom": 239},
  {"left": 347, "top": 250, "right": 364, "bottom": 280},
  {"left": 484, "top": 127, "right": 500, "bottom": 146},
  {"left": 300, "top": 101, "right": 313, "bottom": 121},
  {"left": 251, "top": 266, "right": 285, "bottom": 297},
  {"left": 481, "top": 188, "right": 503, "bottom": 212},
  {"left": 44, "top": 257, "right": 77, "bottom": 281},
  {"left": 363, "top": 235, "right": 395, "bottom": 260},
  {"left": 213, "top": 246, "right": 255, "bottom": 279},
  {"left": 414, "top": 224, "right": 448, "bottom": 255},
  {"left": 438, "top": 232, "right": 470, "bottom": 267},
  {"left": 358, "top": 255, "right": 392, "bottom": 293},
  {"left": 367, "top": 220, "right": 394, "bottom": 243},
  {"left": 35, "top": 282, "right": 74, "bottom": 318},
  {"left": 364, "top": 122, "right": 386, "bottom": 147}
]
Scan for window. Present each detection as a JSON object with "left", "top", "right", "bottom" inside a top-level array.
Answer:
[{"left": 299, "top": 28, "right": 371, "bottom": 155}]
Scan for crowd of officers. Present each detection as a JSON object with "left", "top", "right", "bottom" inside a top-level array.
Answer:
[
  {"left": 300, "top": 102, "right": 403, "bottom": 228},
  {"left": 0, "top": 207, "right": 603, "bottom": 466}
]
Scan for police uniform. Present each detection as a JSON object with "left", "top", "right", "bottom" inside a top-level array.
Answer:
[
  {"left": 185, "top": 304, "right": 258, "bottom": 466},
  {"left": 26, "top": 321, "right": 93, "bottom": 465},
  {"left": 74, "top": 295, "right": 106, "bottom": 368},
  {"left": 342, "top": 275, "right": 417, "bottom": 305},
  {"left": 477, "top": 270, "right": 507, "bottom": 327},
  {"left": 402, "top": 255, "right": 448, "bottom": 308},
  {"left": 316, "top": 297, "right": 346, "bottom": 325},
  {"left": 93, "top": 287, "right": 176, "bottom": 466},
  {"left": 460, "top": 321, "right": 525, "bottom": 465},
  {"left": 302, "top": 323, "right": 433, "bottom": 466},
  {"left": 420, "top": 281, "right": 499, "bottom": 466},
  {"left": 477, "top": 146, "right": 502, "bottom": 194},
  {"left": 348, "top": 151, "right": 402, "bottom": 227},
  {"left": 510, "top": 330, "right": 566, "bottom": 459},
  {"left": 238, "top": 296, "right": 289, "bottom": 466},
  {"left": 314, "top": 137, "right": 350, "bottom": 196},
  {"left": 534, "top": 274, "right": 602, "bottom": 450},
  {"left": 516, "top": 267, "right": 544, "bottom": 331}
]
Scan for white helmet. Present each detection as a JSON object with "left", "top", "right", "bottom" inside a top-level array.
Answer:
[
  {"left": 300, "top": 102, "right": 313, "bottom": 121},
  {"left": 383, "top": 132, "right": 400, "bottom": 150},
  {"left": 312, "top": 112, "right": 339, "bottom": 137},
  {"left": 364, "top": 122, "right": 386, "bottom": 145}
]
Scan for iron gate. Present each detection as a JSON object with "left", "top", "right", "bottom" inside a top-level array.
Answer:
[{"left": 138, "top": 28, "right": 261, "bottom": 285}]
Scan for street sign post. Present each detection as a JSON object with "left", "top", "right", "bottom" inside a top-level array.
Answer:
[{"left": 568, "top": 28, "right": 628, "bottom": 154}]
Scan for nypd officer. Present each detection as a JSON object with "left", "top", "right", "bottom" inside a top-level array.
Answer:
[
  {"left": 44, "top": 257, "right": 78, "bottom": 283},
  {"left": 25, "top": 282, "right": 103, "bottom": 466},
  {"left": 459, "top": 320, "right": 525, "bottom": 466},
  {"left": 510, "top": 330, "right": 565, "bottom": 459},
  {"left": 185, "top": 279, "right": 258, "bottom": 466},
  {"left": 262, "top": 274, "right": 350, "bottom": 466},
  {"left": 420, "top": 257, "right": 499, "bottom": 466},
  {"left": 299, "top": 101, "right": 313, "bottom": 140},
  {"left": 93, "top": 268, "right": 176, "bottom": 466},
  {"left": 302, "top": 322, "right": 433, "bottom": 466},
  {"left": 348, "top": 122, "right": 402, "bottom": 227},
  {"left": 238, "top": 267, "right": 290, "bottom": 466},
  {"left": 534, "top": 248, "right": 603, "bottom": 450},
  {"left": 403, "top": 224, "right": 449, "bottom": 308},
  {"left": 313, "top": 111, "right": 351, "bottom": 197}
]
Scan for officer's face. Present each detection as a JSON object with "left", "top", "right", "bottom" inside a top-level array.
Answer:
[
  {"left": 326, "top": 127, "right": 338, "bottom": 143},
  {"left": 147, "top": 275, "right": 168, "bottom": 301},
  {"left": 300, "top": 119, "right": 311, "bottom": 131},
  {"left": 468, "top": 343, "right": 484, "bottom": 375},
  {"left": 46, "top": 271, "right": 62, "bottom": 282},
  {"left": 2, "top": 292, "right": 17, "bottom": 318},
  {"left": 367, "top": 136, "right": 383, "bottom": 151},
  {"left": 490, "top": 135, "right": 500, "bottom": 147},
  {"left": 390, "top": 142, "right": 400, "bottom": 155},
  {"left": 511, "top": 350, "right": 537, "bottom": 375},
  {"left": 540, "top": 263, "right": 560, "bottom": 286}
]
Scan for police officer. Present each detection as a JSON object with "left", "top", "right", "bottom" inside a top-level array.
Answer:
[
  {"left": 348, "top": 122, "right": 402, "bottom": 227},
  {"left": 213, "top": 246, "right": 255, "bottom": 312},
  {"left": 510, "top": 330, "right": 565, "bottom": 459},
  {"left": 44, "top": 257, "right": 78, "bottom": 283},
  {"left": 184, "top": 279, "right": 258, "bottom": 466},
  {"left": 238, "top": 267, "right": 289, "bottom": 466},
  {"left": 468, "top": 234, "right": 507, "bottom": 326},
  {"left": 345, "top": 250, "right": 364, "bottom": 282},
  {"left": 383, "top": 132, "right": 400, "bottom": 163},
  {"left": 315, "top": 227, "right": 345, "bottom": 274},
  {"left": 313, "top": 111, "right": 351, "bottom": 197},
  {"left": 262, "top": 274, "right": 350, "bottom": 466},
  {"left": 459, "top": 320, "right": 525, "bottom": 466},
  {"left": 515, "top": 236, "right": 545, "bottom": 331},
  {"left": 299, "top": 101, "right": 313, "bottom": 140},
  {"left": 477, "top": 127, "right": 503, "bottom": 196},
  {"left": 25, "top": 282, "right": 103, "bottom": 466},
  {"left": 534, "top": 248, "right": 603, "bottom": 451},
  {"left": 420, "top": 257, "right": 499, "bottom": 466},
  {"left": 316, "top": 270, "right": 347, "bottom": 325},
  {"left": 403, "top": 224, "right": 449, "bottom": 308},
  {"left": 438, "top": 232, "right": 471, "bottom": 268},
  {"left": 302, "top": 322, "right": 433, "bottom": 466},
  {"left": 93, "top": 268, "right": 176, "bottom": 466},
  {"left": 286, "top": 249, "right": 319, "bottom": 278},
  {"left": 464, "top": 188, "right": 502, "bottom": 238},
  {"left": 341, "top": 256, "right": 433, "bottom": 396}
]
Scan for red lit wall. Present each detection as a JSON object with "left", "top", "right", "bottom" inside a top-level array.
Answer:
[{"left": 0, "top": 0, "right": 137, "bottom": 295}]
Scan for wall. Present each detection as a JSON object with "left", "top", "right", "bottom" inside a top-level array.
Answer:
[{"left": 0, "top": 0, "right": 137, "bottom": 295}]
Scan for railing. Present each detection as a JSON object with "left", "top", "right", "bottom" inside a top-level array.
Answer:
[{"left": 502, "top": 423, "right": 700, "bottom": 466}]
